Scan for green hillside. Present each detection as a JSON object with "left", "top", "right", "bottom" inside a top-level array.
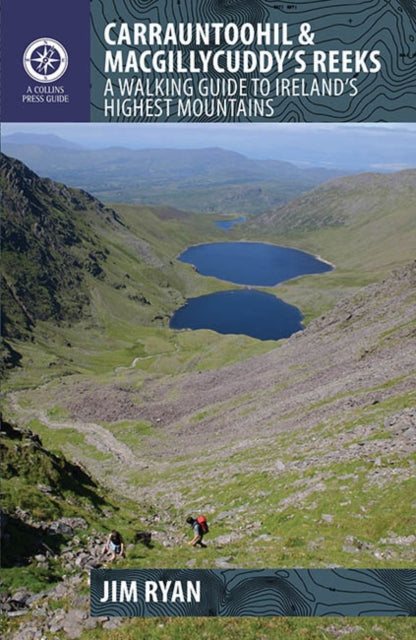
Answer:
[
  {"left": 0, "top": 153, "right": 272, "bottom": 382},
  {"left": 243, "top": 169, "right": 416, "bottom": 322},
  {"left": 1, "top": 156, "right": 415, "bottom": 640},
  {"left": 248, "top": 170, "right": 416, "bottom": 271},
  {"left": 1, "top": 154, "right": 117, "bottom": 338},
  {"left": 1, "top": 419, "right": 147, "bottom": 595}
]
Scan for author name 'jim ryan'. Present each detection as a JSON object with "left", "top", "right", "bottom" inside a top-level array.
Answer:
[{"left": 99, "top": 580, "right": 201, "bottom": 603}]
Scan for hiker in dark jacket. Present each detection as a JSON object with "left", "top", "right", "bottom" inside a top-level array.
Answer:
[
  {"left": 105, "top": 530, "right": 125, "bottom": 562},
  {"left": 186, "top": 517, "right": 207, "bottom": 547}
]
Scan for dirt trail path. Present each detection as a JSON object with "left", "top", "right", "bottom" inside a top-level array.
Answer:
[
  {"left": 7, "top": 391, "right": 140, "bottom": 469},
  {"left": 114, "top": 339, "right": 181, "bottom": 373}
]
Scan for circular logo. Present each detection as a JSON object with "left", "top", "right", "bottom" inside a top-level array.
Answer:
[{"left": 23, "top": 38, "right": 68, "bottom": 83}]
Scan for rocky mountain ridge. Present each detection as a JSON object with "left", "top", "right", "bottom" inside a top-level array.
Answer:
[
  {"left": 0, "top": 153, "right": 123, "bottom": 340},
  {"left": 248, "top": 169, "right": 416, "bottom": 234}
]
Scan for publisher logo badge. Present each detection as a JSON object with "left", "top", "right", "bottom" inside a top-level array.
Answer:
[{"left": 23, "top": 38, "right": 68, "bottom": 83}]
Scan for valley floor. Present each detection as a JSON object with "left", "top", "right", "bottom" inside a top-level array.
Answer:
[{"left": 3, "top": 264, "right": 416, "bottom": 640}]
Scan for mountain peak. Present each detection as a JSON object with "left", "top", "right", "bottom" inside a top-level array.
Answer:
[{"left": 2, "top": 132, "right": 83, "bottom": 149}]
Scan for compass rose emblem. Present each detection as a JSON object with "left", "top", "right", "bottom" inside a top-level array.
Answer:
[{"left": 23, "top": 38, "right": 68, "bottom": 83}]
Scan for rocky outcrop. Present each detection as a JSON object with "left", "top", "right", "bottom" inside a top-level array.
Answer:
[{"left": 0, "top": 153, "right": 119, "bottom": 342}]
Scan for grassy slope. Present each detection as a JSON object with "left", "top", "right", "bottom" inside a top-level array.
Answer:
[
  {"left": 1, "top": 153, "right": 276, "bottom": 387},
  {"left": 5, "top": 266, "right": 415, "bottom": 640},
  {"left": 0, "top": 420, "right": 146, "bottom": 595},
  {"left": 4, "top": 164, "right": 414, "bottom": 389},
  {"left": 2, "top": 166, "right": 416, "bottom": 639},
  {"left": 241, "top": 170, "right": 416, "bottom": 322},
  {"left": 2, "top": 200, "right": 274, "bottom": 391}
]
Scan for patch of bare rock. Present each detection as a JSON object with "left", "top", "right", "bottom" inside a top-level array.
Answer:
[{"left": 61, "top": 263, "right": 415, "bottom": 464}]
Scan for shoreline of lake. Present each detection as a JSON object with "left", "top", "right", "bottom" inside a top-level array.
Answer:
[
  {"left": 176, "top": 240, "right": 335, "bottom": 269},
  {"left": 170, "top": 241, "right": 333, "bottom": 340},
  {"left": 170, "top": 289, "right": 304, "bottom": 341},
  {"left": 175, "top": 240, "right": 335, "bottom": 288}
]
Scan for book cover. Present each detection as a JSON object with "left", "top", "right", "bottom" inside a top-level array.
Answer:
[{"left": 1, "top": 1, "right": 415, "bottom": 638}]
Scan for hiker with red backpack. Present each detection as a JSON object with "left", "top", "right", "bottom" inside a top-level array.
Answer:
[{"left": 186, "top": 515, "right": 209, "bottom": 547}]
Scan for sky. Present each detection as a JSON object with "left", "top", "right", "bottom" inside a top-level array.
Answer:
[{"left": 2, "top": 122, "right": 416, "bottom": 170}]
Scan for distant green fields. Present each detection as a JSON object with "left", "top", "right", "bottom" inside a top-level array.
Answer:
[{"left": 2, "top": 144, "right": 344, "bottom": 214}]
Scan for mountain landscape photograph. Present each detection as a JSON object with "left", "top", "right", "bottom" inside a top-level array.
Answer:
[{"left": 1, "top": 122, "right": 415, "bottom": 639}]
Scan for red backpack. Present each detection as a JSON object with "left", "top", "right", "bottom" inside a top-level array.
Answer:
[{"left": 196, "top": 515, "right": 209, "bottom": 534}]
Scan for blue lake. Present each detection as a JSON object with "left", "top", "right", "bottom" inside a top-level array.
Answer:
[
  {"left": 177, "top": 242, "right": 332, "bottom": 286},
  {"left": 170, "top": 242, "right": 333, "bottom": 341},
  {"left": 215, "top": 217, "right": 246, "bottom": 230},
  {"left": 169, "top": 289, "right": 303, "bottom": 341}
]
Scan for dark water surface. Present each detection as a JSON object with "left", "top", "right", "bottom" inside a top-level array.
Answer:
[
  {"left": 170, "top": 242, "right": 333, "bottom": 341},
  {"left": 170, "top": 289, "right": 303, "bottom": 341},
  {"left": 215, "top": 217, "right": 246, "bottom": 230},
  {"left": 178, "top": 242, "right": 332, "bottom": 286}
]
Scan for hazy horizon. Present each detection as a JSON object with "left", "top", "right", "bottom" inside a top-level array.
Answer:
[{"left": 2, "top": 122, "right": 416, "bottom": 171}]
